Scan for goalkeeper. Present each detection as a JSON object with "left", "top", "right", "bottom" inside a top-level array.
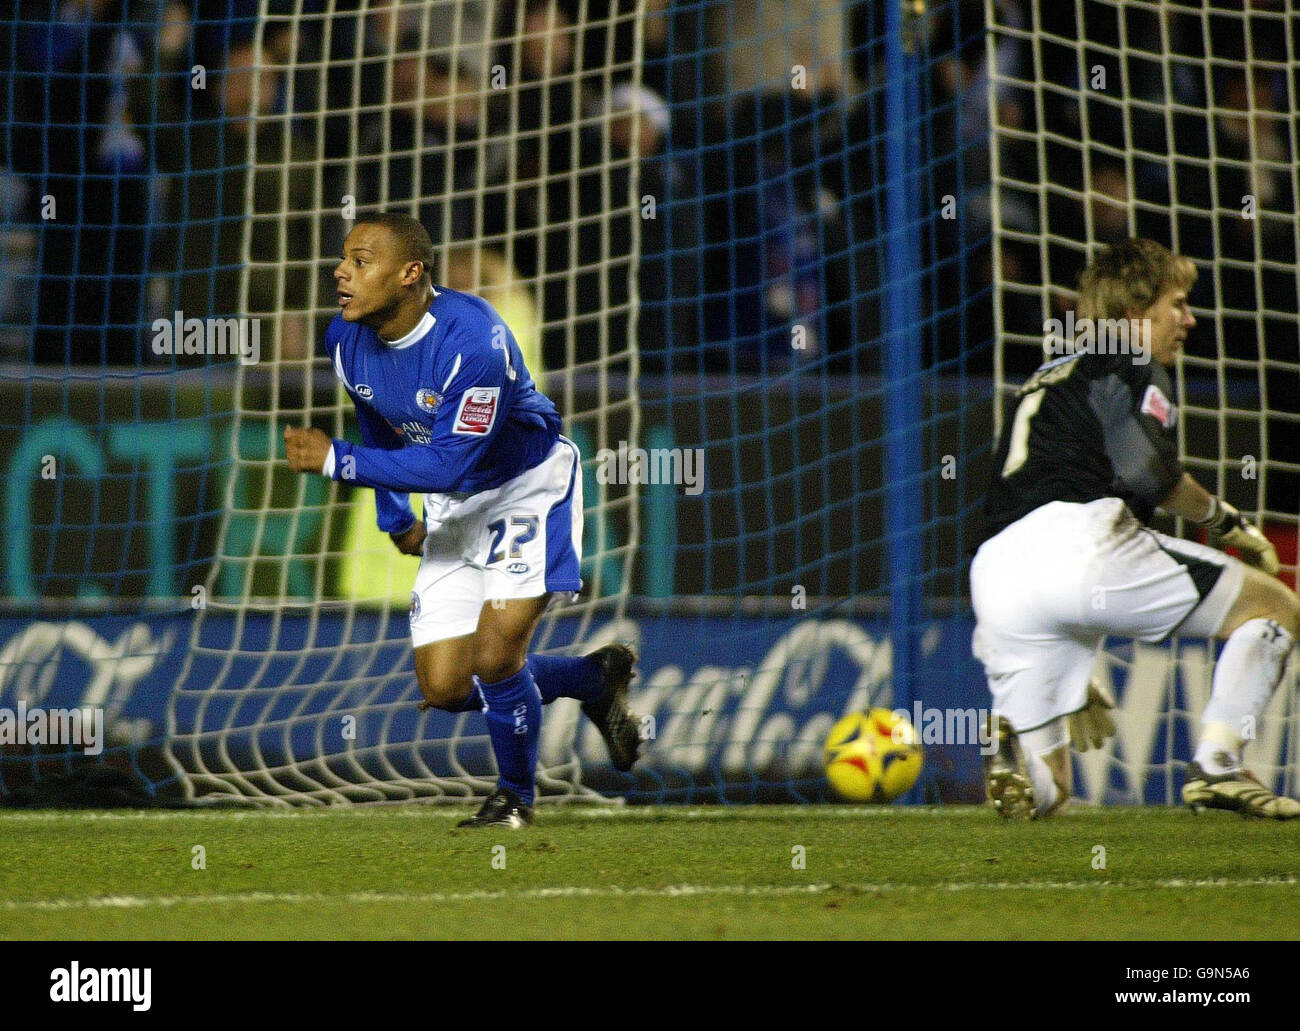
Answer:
[
  {"left": 969, "top": 238, "right": 1300, "bottom": 820},
  {"left": 285, "top": 213, "right": 642, "bottom": 829}
]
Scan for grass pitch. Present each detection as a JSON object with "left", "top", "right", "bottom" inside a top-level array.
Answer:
[{"left": 2, "top": 805, "right": 1297, "bottom": 940}]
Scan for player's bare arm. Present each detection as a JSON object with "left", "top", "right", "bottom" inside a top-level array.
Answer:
[
  {"left": 1156, "top": 472, "right": 1214, "bottom": 523},
  {"left": 1158, "top": 473, "right": 1279, "bottom": 575}
]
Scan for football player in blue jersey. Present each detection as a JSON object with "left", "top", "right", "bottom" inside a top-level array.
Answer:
[{"left": 285, "top": 212, "right": 642, "bottom": 828}]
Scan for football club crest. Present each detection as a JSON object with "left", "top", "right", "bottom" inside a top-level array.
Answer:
[{"left": 415, "top": 388, "right": 441, "bottom": 414}]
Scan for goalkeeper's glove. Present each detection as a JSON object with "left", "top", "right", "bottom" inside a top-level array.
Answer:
[
  {"left": 1197, "top": 498, "right": 1279, "bottom": 575},
  {"left": 1068, "top": 678, "right": 1117, "bottom": 752}
]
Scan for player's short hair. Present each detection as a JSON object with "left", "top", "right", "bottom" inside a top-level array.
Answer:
[
  {"left": 354, "top": 212, "right": 436, "bottom": 284},
  {"left": 1076, "top": 238, "right": 1197, "bottom": 321}
]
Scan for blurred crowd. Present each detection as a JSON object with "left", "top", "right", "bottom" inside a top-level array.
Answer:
[
  {"left": 974, "top": 0, "right": 1298, "bottom": 382},
  {"left": 0, "top": 0, "right": 1296, "bottom": 385}
]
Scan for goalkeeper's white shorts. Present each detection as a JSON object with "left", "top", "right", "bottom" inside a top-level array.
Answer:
[
  {"left": 408, "top": 436, "right": 583, "bottom": 648},
  {"left": 970, "top": 497, "right": 1243, "bottom": 732}
]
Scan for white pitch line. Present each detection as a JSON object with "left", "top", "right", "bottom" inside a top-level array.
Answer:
[
  {"left": 1, "top": 885, "right": 832, "bottom": 911},
  {"left": 3, "top": 876, "right": 1296, "bottom": 912}
]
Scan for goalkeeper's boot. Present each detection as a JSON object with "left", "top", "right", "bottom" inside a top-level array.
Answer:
[
  {"left": 457, "top": 787, "right": 534, "bottom": 829},
  {"left": 985, "top": 715, "right": 1035, "bottom": 821},
  {"left": 582, "top": 643, "right": 643, "bottom": 772},
  {"left": 1182, "top": 762, "right": 1300, "bottom": 820}
]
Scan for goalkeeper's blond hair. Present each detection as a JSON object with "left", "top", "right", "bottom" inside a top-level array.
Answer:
[{"left": 1076, "top": 238, "right": 1197, "bottom": 322}]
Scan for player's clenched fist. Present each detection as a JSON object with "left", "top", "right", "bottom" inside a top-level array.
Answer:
[
  {"left": 284, "top": 425, "right": 332, "bottom": 473},
  {"left": 390, "top": 521, "right": 426, "bottom": 556}
]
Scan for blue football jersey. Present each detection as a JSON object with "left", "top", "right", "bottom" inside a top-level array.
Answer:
[{"left": 325, "top": 286, "right": 561, "bottom": 533}]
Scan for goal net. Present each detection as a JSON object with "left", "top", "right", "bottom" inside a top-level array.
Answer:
[
  {"left": 155, "top": 0, "right": 643, "bottom": 804},
  {"left": 2, "top": 1, "right": 991, "bottom": 806},
  {"left": 987, "top": 0, "right": 1300, "bottom": 802}
]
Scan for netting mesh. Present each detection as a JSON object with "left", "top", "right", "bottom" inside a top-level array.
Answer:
[
  {"left": 157, "top": 1, "right": 642, "bottom": 803},
  {"left": 0, "top": 1, "right": 1003, "bottom": 804},
  {"left": 988, "top": 0, "right": 1300, "bottom": 801}
]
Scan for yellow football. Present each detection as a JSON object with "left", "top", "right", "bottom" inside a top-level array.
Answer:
[{"left": 824, "top": 708, "right": 923, "bottom": 803}]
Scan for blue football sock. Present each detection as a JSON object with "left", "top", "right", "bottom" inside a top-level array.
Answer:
[
  {"left": 477, "top": 666, "right": 541, "bottom": 805},
  {"left": 528, "top": 653, "right": 603, "bottom": 705}
]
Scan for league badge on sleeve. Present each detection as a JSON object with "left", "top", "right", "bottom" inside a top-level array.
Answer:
[
  {"left": 452, "top": 386, "right": 500, "bottom": 435},
  {"left": 1140, "top": 383, "right": 1176, "bottom": 428}
]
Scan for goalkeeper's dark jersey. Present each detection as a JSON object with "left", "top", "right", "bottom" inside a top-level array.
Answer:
[{"left": 972, "top": 347, "right": 1184, "bottom": 550}]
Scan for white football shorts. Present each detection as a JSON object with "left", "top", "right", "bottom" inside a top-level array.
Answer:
[
  {"left": 408, "top": 436, "right": 583, "bottom": 647},
  {"left": 970, "top": 497, "right": 1244, "bottom": 732}
]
